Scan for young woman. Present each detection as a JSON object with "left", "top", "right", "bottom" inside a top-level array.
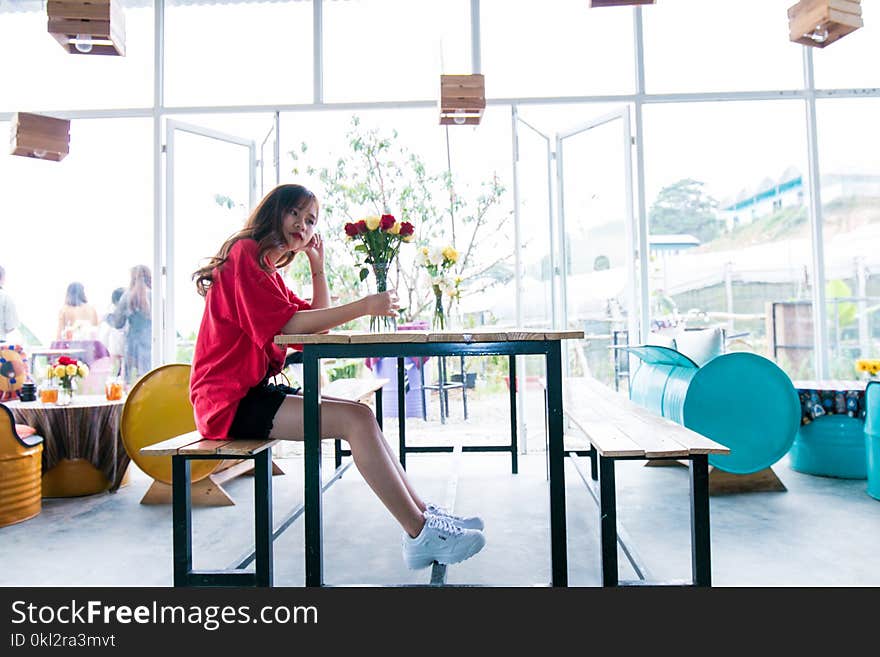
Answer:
[
  {"left": 56, "top": 281, "right": 99, "bottom": 340},
  {"left": 190, "top": 183, "right": 485, "bottom": 570},
  {"left": 110, "top": 265, "right": 152, "bottom": 383}
]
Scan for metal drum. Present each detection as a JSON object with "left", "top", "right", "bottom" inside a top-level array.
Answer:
[
  {"left": 865, "top": 381, "right": 880, "bottom": 501},
  {"left": 626, "top": 347, "right": 801, "bottom": 474}
]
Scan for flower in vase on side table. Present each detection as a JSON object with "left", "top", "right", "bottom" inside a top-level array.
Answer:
[
  {"left": 344, "top": 214, "right": 415, "bottom": 331},
  {"left": 418, "top": 245, "right": 461, "bottom": 330},
  {"left": 856, "top": 359, "right": 880, "bottom": 380},
  {"left": 45, "top": 356, "right": 89, "bottom": 405}
]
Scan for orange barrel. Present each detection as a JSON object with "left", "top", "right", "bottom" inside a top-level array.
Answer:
[{"left": 0, "top": 440, "right": 43, "bottom": 528}]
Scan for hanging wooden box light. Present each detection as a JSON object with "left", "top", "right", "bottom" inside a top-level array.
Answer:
[
  {"left": 788, "top": 0, "right": 862, "bottom": 48},
  {"left": 589, "top": 1, "right": 656, "bottom": 7},
  {"left": 439, "top": 74, "right": 486, "bottom": 126},
  {"left": 9, "top": 112, "right": 71, "bottom": 162},
  {"left": 47, "top": 0, "right": 126, "bottom": 56}
]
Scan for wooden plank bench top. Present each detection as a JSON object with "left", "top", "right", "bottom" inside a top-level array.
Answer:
[{"left": 558, "top": 377, "right": 730, "bottom": 459}]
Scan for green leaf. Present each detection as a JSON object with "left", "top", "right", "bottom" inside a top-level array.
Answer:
[{"left": 359, "top": 268, "right": 369, "bottom": 282}]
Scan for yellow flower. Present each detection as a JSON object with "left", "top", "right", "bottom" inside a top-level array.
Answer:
[
  {"left": 66, "top": 364, "right": 78, "bottom": 377},
  {"left": 403, "top": 233, "right": 415, "bottom": 242},
  {"left": 47, "top": 365, "right": 55, "bottom": 380},
  {"left": 389, "top": 221, "right": 401, "bottom": 235},
  {"left": 54, "top": 365, "right": 66, "bottom": 378},
  {"left": 421, "top": 247, "right": 429, "bottom": 256},
  {"left": 455, "top": 276, "right": 462, "bottom": 286},
  {"left": 442, "top": 246, "right": 458, "bottom": 263},
  {"left": 364, "top": 215, "right": 381, "bottom": 231},
  {"left": 78, "top": 364, "right": 89, "bottom": 378}
]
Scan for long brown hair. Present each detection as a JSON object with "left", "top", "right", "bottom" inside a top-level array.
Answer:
[
  {"left": 193, "top": 184, "right": 317, "bottom": 297},
  {"left": 128, "top": 265, "right": 151, "bottom": 314}
]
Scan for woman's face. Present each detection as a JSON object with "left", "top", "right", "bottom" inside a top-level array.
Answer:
[{"left": 281, "top": 200, "right": 318, "bottom": 253}]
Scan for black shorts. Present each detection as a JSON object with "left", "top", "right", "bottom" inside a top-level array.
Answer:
[{"left": 229, "top": 379, "right": 301, "bottom": 440}]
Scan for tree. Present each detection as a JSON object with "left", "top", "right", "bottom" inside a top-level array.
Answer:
[
  {"left": 290, "top": 116, "right": 510, "bottom": 323},
  {"left": 648, "top": 178, "right": 722, "bottom": 244}
]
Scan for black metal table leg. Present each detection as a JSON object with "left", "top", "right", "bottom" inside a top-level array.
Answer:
[
  {"left": 172, "top": 455, "right": 192, "bottom": 587},
  {"left": 598, "top": 455, "right": 619, "bottom": 587},
  {"left": 397, "top": 357, "right": 407, "bottom": 469},
  {"left": 545, "top": 341, "right": 568, "bottom": 587},
  {"left": 689, "top": 454, "right": 711, "bottom": 587},
  {"left": 303, "top": 350, "right": 323, "bottom": 587},
  {"left": 254, "top": 449, "right": 273, "bottom": 587},
  {"left": 374, "top": 387, "right": 383, "bottom": 430},
  {"left": 460, "top": 354, "right": 468, "bottom": 420},
  {"left": 509, "top": 354, "right": 518, "bottom": 475}
]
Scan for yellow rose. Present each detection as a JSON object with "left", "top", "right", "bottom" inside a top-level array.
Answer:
[
  {"left": 389, "top": 221, "right": 401, "bottom": 235},
  {"left": 442, "top": 246, "right": 459, "bottom": 263},
  {"left": 364, "top": 215, "right": 381, "bottom": 231},
  {"left": 54, "top": 365, "right": 66, "bottom": 378},
  {"left": 47, "top": 365, "right": 55, "bottom": 380},
  {"left": 66, "top": 364, "right": 78, "bottom": 377},
  {"left": 78, "top": 364, "right": 89, "bottom": 378}
]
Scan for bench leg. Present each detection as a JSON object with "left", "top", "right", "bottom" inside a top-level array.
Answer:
[
  {"left": 254, "top": 450, "right": 274, "bottom": 587},
  {"left": 172, "top": 456, "right": 192, "bottom": 587},
  {"left": 598, "top": 456, "right": 619, "bottom": 587},
  {"left": 374, "top": 388, "right": 383, "bottom": 431},
  {"left": 460, "top": 354, "right": 468, "bottom": 421},
  {"left": 589, "top": 445, "right": 598, "bottom": 481},
  {"left": 689, "top": 454, "right": 712, "bottom": 587},
  {"left": 334, "top": 439, "right": 343, "bottom": 471}
]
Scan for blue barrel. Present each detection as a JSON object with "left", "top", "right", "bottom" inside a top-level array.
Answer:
[
  {"left": 789, "top": 415, "right": 866, "bottom": 479},
  {"left": 626, "top": 347, "right": 801, "bottom": 475},
  {"left": 865, "top": 381, "right": 880, "bottom": 501}
]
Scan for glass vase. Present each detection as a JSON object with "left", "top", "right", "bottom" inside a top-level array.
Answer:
[
  {"left": 432, "top": 285, "right": 446, "bottom": 331},
  {"left": 57, "top": 380, "right": 75, "bottom": 406},
  {"left": 370, "top": 261, "right": 397, "bottom": 333}
]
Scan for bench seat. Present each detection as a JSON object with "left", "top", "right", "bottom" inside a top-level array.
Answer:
[{"left": 555, "top": 376, "right": 728, "bottom": 587}]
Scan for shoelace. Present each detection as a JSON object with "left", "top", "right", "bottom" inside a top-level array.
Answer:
[
  {"left": 425, "top": 513, "right": 464, "bottom": 536},
  {"left": 427, "top": 504, "right": 464, "bottom": 522}
]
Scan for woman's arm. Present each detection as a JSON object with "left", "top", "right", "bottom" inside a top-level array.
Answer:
[
  {"left": 281, "top": 291, "right": 397, "bottom": 335},
  {"left": 304, "top": 234, "right": 330, "bottom": 310}
]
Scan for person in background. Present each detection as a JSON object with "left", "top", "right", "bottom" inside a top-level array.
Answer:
[
  {"left": 97, "top": 287, "right": 126, "bottom": 377},
  {"left": 189, "top": 183, "right": 485, "bottom": 570},
  {"left": 0, "top": 265, "right": 20, "bottom": 343},
  {"left": 110, "top": 266, "right": 152, "bottom": 384},
  {"left": 56, "top": 281, "right": 99, "bottom": 340}
]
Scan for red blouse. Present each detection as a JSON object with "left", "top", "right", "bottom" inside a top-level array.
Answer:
[{"left": 190, "top": 238, "right": 310, "bottom": 439}]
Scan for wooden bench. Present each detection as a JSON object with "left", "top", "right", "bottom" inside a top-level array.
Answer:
[
  {"left": 558, "top": 376, "right": 729, "bottom": 587},
  {"left": 140, "top": 376, "right": 389, "bottom": 588}
]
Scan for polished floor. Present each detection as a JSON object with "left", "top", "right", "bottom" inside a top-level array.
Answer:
[{"left": 2, "top": 430, "right": 878, "bottom": 587}]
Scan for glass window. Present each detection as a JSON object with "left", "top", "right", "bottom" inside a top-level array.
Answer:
[
  {"left": 481, "top": 0, "right": 634, "bottom": 98},
  {"left": 164, "top": 0, "right": 312, "bottom": 107},
  {"left": 643, "top": 100, "right": 812, "bottom": 378},
  {"left": 643, "top": 0, "right": 803, "bottom": 94},
  {"left": 816, "top": 98, "right": 880, "bottom": 374},
  {"left": 812, "top": 1, "right": 880, "bottom": 90},
  {"left": 323, "top": 0, "right": 470, "bottom": 102},
  {"left": 0, "top": 2, "right": 154, "bottom": 112},
  {"left": 0, "top": 117, "right": 153, "bottom": 383}
]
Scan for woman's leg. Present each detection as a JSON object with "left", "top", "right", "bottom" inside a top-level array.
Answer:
[
  {"left": 321, "top": 395, "right": 426, "bottom": 513},
  {"left": 269, "top": 395, "right": 425, "bottom": 537}
]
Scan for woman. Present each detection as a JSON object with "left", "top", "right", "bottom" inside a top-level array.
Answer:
[
  {"left": 56, "top": 282, "right": 99, "bottom": 340},
  {"left": 111, "top": 265, "right": 152, "bottom": 383},
  {"left": 190, "top": 183, "right": 485, "bottom": 569}
]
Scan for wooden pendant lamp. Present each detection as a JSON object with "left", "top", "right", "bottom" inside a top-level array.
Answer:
[
  {"left": 10, "top": 113, "right": 71, "bottom": 162},
  {"left": 47, "top": 0, "right": 126, "bottom": 56},
  {"left": 788, "top": 0, "right": 863, "bottom": 48},
  {"left": 439, "top": 74, "right": 486, "bottom": 126},
  {"left": 589, "top": 1, "right": 656, "bottom": 7}
]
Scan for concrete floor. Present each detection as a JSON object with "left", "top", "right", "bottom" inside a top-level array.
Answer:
[{"left": 2, "top": 433, "right": 878, "bottom": 587}]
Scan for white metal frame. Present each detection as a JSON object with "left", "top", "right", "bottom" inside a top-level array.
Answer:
[
  {"left": 1, "top": 3, "right": 878, "bottom": 376},
  {"left": 163, "top": 119, "right": 256, "bottom": 363}
]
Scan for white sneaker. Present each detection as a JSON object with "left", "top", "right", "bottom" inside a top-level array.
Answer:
[
  {"left": 425, "top": 503, "right": 485, "bottom": 531},
  {"left": 402, "top": 514, "right": 486, "bottom": 570}
]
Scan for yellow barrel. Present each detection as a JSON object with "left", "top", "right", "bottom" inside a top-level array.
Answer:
[{"left": 0, "top": 442, "right": 43, "bottom": 528}]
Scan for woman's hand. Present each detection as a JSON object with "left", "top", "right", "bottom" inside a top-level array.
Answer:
[
  {"left": 304, "top": 233, "right": 325, "bottom": 269},
  {"left": 365, "top": 290, "right": 400, "bottom": 318}
]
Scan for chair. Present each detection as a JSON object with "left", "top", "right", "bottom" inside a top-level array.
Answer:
[{"left": 0, "top": 403, "right": 43, "bottom": 528}]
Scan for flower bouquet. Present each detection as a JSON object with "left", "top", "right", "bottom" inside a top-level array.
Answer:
[
  {"left": 418, "top": 245, "right": 461, "bottom": 330},
  {"left": 344, "top": 214, "right": 415, "bottom": 331},
  {"left": 856, "top": 358, "right": 880, "bottom": 380},
  {"left": 45, "top": 356, "right": 89, "bottom": 405}
]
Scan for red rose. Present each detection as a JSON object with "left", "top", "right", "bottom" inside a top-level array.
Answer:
[
  {"left": 380, "top": 214, "right": 395, "bottom": 231},
  {"left": 344, "top": 222, "right": 359, "bottom": 237},
  {"left": 58, "top": 356, "right": 71, "bottom": 366},
  {"left": 399, "top": 221, "right": 414, "bottom": 237},
  {"left": 356, "top": 220, "right": 368, "bottom": 233}
]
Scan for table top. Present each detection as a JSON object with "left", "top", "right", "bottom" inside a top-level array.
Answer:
[
  {"left": 275, "top": 329, "right": 584, "bottom": 346},
  {"left": 27, "top": 347, "right": 87, "bottom": 357},
  {"left": 5, "top": 394, "right": 125, "bottom": 410},
  {"left": 793, "top": 380, "right": 868, "bottom": 392}
]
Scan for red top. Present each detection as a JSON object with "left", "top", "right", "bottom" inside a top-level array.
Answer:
[{"left": 190, "top": 239, "right": 311, "bottom": 439}]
